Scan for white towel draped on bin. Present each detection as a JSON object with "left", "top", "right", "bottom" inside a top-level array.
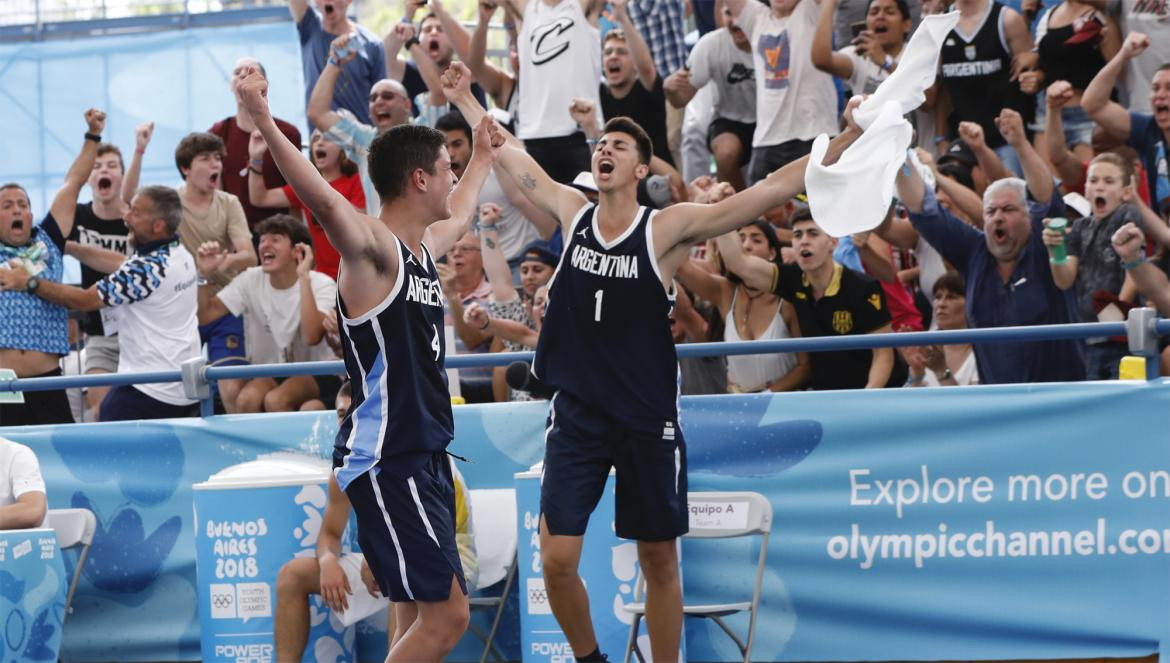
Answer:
[{"left": 804, "top": 12, "right": 961, "bottom": 237}]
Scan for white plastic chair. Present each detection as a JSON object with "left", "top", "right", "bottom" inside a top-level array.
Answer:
[
  {"left": 467, "top": 489, "right": 518, "bottom": 663},
  {"left": 47, "top": 508, "right": 97, "bottom": 621},
  {"left": 622, "top": 491, "right": 772, "bottom": 663}
]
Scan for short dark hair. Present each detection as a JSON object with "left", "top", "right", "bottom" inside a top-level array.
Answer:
[
  {"left": 435, "top": 111, "right": 472, "bottom": 145},
  {"left": 790, "top": 205, "right": 815, "bottom": 226},
  {"left": 1157, "top": 62, "right": 1170, "bottom": 75},
  {"left": 601, "top": 117, "right": 652, "bottom": 166},
  {"left": 96, "top": 143, "right": 125, "bottom": 172},
  {"left": 174, "top": 132, "right": 226, "bottom": 179},
  {"left": 255, "top": 213, "right": 313, "bottom": 247},
  {"left": 866, "top": 0, "right": 911, "bottom": 20},
  {"left": 137, "top": 185, "right": 183, "bottom": 234},
  {"left": 1089, "top": 151, "right": 1135, "bottom": 187},
  {"left": 368, "top": 124, "right": 447, "bottom": 202},
  {"left": 420, "top": 12, "right": 441, "bottom": 28},
  {"left": 936, "top": 161, "right": 975, "bottom": 190},
  {"left": 337, "top": 380, "right": 351, "bottom": 401},
  {"left": 0, "top": 182, "right": 29, "bottom": 204},
  {"left": 932, "top": 271, "right": 966, "bottom": 298}
]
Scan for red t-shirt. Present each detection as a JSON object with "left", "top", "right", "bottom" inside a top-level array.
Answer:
[
  {"left": 283, "top": 173, "right": 366, "bottom": 281},
  {"left": 209, "top": 116, "right": 302, "bottom": 231}
]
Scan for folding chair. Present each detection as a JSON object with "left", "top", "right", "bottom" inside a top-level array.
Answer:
[
  {"left": 623, "top": 491, "right": 772, "bottom": 663},
  {"left": 47, "top": 508, "right": 97, "bottom": 622},
  {"left": 466, "top": 489, "right": 518, "bottom": 663}
]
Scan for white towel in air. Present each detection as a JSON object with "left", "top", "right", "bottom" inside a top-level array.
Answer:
[{"left": 804, "top": 12, "right": 961, "bottom": 237}]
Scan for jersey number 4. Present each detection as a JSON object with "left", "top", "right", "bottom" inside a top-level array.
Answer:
[{"left": 431, "top": 323, "right": 440, "bottom": 361}]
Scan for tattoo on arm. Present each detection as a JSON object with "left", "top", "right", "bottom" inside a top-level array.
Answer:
[
  {"left": 520, "top": 173, "right": 537, "bottom": 190},
  {"left": 484, "top": 236, "right": 497, "bottom": 249}
]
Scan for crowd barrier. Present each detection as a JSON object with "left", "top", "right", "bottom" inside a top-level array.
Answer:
[{"left": 3, "top": 314, "right": 1170, "bottom": 662}]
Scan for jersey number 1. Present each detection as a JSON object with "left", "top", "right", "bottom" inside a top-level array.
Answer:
[{"left": 594, "top": 289, "right": 604, "bottom": 322}]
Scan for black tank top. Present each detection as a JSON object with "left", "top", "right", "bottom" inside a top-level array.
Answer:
[
  {"left": 333, "top": 237, "right": 453, "bottom": 488},
  {"left": 939, "top": 1, "right": 1025, "bottom": 149},
  {"left": 533, "top": 203, "right": 680, "bottom": 431},
  {"left": 1036, "top": 9, "right": 1106, "bottom": 91}
]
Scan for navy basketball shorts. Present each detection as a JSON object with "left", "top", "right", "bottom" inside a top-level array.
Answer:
[
  {"left": 540, "top": 390, "right": 689, "bottom": 542},
  {"left": 344, "top": 452, "right": 467, "bottom": 603}
]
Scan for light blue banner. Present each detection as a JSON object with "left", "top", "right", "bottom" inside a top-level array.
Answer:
[{"left": 4, "top": 381, "right": 1170, "bottom": 661}]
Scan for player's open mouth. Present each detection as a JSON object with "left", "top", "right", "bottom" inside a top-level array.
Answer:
[
  {"left": 314, "top": 149, "right": 328, "bottom": 160},
  {"left": 324, "top": 3, "right": 334, "bottom": 13},
  {"left": 97, "top": 176, "right": 113, "bottom": 192},
  {"left": 10, "top": 219, "right": 24, "bottom": 231},
  {"left": 260, "top": 250, "right": 276, "bottom": 265},
  {"left": 598, "top": 160, "right": 615, "bottom": 175},
  {"left": 209, "top": 172, "right": 219, "bottom": 186},
  {"left": 1094, "top": 195, "right": 1108, "bottom": 213}
]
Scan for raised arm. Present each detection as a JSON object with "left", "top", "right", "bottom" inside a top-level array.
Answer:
[
  {"left": 662, "top": 120, "right": 863, "bottom": 247},
  {"left": 1043, "top": 81, "right": 1086, "bottom": 189},
  {"left": 464, "top": 302, "right": 539, "bottom": 347},
  {"left": 714, "top": 228, "right": 776, "bottom": 292},
  {"left": 239, "top": 68, "right": 374, "bottom": 260},
  {"left": 51, "top": 109, "right": 106, "bottom": 238},
  {"left": 996, "top": 108, "right": 1053, "bottom": 203},
  {"left": 663, "top": 69, "right": 698, "bottom": 109},
  {"left": 1112, "top": 222, "right": 1170, "bottom": 314},
  {"left": 287, "top": 0, "right": 309, "bottom": 24},
  {"left": 612, "top": 0, "right": 658, "bottom": 90},
  {"left": 895, "top": 153, "right": 928, "bottom": 213},
  {"left": 811, "top": 0, "right": 855, "bottom": 79},
  {"left": 1083, "top": 32, "right": 1147, "bottom": 138},
  {"left": 247, "top": 132, "right": 292, "bottom": 208},
  {"left": 296, "top": 244, "right": 328, "bottom": 346},
  {"left": 468, "top": 1, "right": 514, "bottom": 104},
  {"left": 430, "top": 0, "right": 473, "bottom": 62},
  {"left": 958, "top": 121, "right": 1010, "bottom": 184},
  {"left": 308, "top": 37, "right": 356, "bottom": 131},
  {"left": 676, "top": 254, "right": 731, "bottom": 312},
  {"left": 123, "top": 121, "right": 153, "bottom": 205},
  {"left": 423, "top": 116, "right": 504, "bottom": 256},
  {"left": 498, "top": 165, "right": 560, "bottom": 239},
  {"left": 476, "top": 204, "right": 520, "bottom": 303},
  {"left": 442, "top": 62, "right": 589, "bottom": 227}
]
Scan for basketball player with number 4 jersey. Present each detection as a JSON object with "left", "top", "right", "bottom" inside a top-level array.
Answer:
[
  {"left": 236, "top": 66, "right": 502, "bottom": 662},
  {"left": 444, "top": 62, "right": 866, "bottom": 662}
]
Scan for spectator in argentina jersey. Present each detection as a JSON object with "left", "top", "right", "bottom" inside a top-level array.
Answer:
[
  {"left": 236, "top": 65, "right": 501, "bottom": 661},
  {"left": 0, "top": 109, "right": 106, "bottom": 427},
  {"left": 1, "top": 186, "right": 201, "bottom": 421},
  {"left": 936, "top": 0, "right": 1035, "bottom": 175},
  {"left": 64, "top": 128, "right": 147, "bottom": 420},
  {"left": 444, "top": 62, "right": 866, "bottom": 663}
]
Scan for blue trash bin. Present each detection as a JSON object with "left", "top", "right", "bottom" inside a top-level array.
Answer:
[{"left": 193, "top": 453, "right": 355, "bottom": 663}]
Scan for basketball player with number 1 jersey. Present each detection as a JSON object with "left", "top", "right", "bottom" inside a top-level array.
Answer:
[
  {"left": 237, "top": 67, "right": 503, "bottom": 662},
  {"left": 444, "top": 62, "right": 867, "bottom": 662}
]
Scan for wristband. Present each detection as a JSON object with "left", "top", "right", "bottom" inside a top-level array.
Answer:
[
  {"left": 400, "top": 16, "right": 414, "bottom": 24},
  {"left": 84, "top": 132, "right": 101, "bottom": 143},
  {"left": 904, "top": 374, "right": 925, "bottom": 387},
  {"left": 1121, "top": 256, "right": 1146, "bottom": 271},
  {"left": 405, "top": 36, "right": 421, "bottom": 50},
  {"left": 197, "top": 276, "right": 211, "bottom": 287},
  {"left": 249, "top": 158, "right": 264, "bottom": 169},
  {"left": 503, "top": 21, "right": 516, "bottom": 29},
  {"left": 248, "top": 166, "right": 263, "bottom": 175},
  {"left": 328, "top": 57, "right": 341, "bottom": 67}
]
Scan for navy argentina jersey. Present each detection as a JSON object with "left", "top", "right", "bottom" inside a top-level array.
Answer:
[
  {"left": 534, "top": 203, "right": 680, "bottom": 432},
  {"left": 334, "top": 237, "right": 453, "bottom": 490}
]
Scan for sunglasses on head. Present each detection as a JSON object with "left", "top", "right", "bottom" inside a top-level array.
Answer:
[{"left": 369, "top": 90, "right": 400, "bottom": 102}]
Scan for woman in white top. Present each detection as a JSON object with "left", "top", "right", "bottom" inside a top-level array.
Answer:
[
  {"left": 678, "top": 221, "right": 811, "bottom": 393},
  {"left": 904, "top": 271, "right": 981, "bottom": 387}
]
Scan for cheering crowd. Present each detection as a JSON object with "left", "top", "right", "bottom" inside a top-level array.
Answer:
[{"left": 1, "top": 0, "right": 1168, "bottom": 426}]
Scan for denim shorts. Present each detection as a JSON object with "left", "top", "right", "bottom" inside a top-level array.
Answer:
[{"left": 1031, "top": 95, "right": 1095, "bottom": 148}]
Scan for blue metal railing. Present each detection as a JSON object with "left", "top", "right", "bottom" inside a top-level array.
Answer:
[{"left": 3, "top": 310, "right": 1168, "bottom": 418}]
